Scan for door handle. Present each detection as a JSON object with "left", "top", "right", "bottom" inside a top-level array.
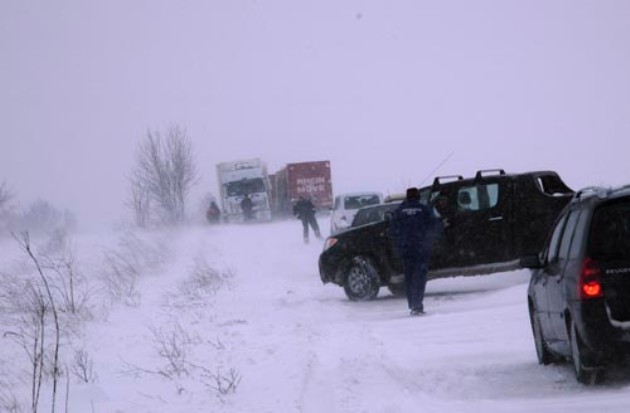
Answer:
[{"left": 488, "top": 216, "right": 503, "bottom": 222}]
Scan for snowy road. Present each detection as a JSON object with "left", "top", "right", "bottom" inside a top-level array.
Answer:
[
  {"left": 4, "top": 219, "right": 630, "bottom": 412},
  {"left": 179, "top": 219, "right": 630, "bottom": 412}
]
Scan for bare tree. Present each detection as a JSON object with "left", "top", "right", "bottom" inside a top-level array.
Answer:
[
  {"left": 0, "top": 181, "right": 16, "bottom": 235},
  {"left": 19, "top": 199, "right": 76, "bottom": 235},
  {"left": 127, "top": 176, "right": 151, "bottom": 227},
  {"left": 130, "top": 125, "right": 198, "bottom": 225},
  {"left": 0, "top": 181, "right": 12, "bottom": 210}
]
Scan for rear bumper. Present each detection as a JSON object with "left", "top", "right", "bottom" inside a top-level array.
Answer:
[{"left": 571, "top": 300, "right": 630, "bottom": 359}]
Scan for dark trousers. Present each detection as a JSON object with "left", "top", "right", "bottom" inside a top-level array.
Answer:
[
  {"left": 301, "top": 215, "right": 321, "bottom": 240},
  {"left": 402, "top": 254, "right": 428, "bottom": 311}
]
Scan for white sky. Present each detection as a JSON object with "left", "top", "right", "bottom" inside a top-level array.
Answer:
[{"left": 2, "top": 1, "right": 630, "bottom": 228}]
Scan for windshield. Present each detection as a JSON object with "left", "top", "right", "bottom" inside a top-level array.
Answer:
[
  {"left": 352, "top": 203, "right": 399, "bottom": 227},
  {"left": 343, "top": 194, "right": 381, "bottom": 210},
  {"left": 225, "top": 178, "right": 266, "bottom": 197}
]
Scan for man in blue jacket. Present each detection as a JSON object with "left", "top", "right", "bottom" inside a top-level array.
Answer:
[{"left": 388, "top": 187, "right": 441, "bottom": 315}]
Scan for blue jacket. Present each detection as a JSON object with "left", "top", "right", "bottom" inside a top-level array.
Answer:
[{"left": 387, "top": 199, "right": 441, "bottom": 258}]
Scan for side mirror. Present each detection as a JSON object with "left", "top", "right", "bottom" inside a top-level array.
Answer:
[{"left": 520, "top": 254, "right": 543, "bottom": 269}]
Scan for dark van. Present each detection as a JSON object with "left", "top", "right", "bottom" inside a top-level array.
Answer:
[{"left": 523, "top": 185, "right": 630, "bottom": 384}]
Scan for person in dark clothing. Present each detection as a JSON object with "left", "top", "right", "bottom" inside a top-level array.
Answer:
[
  {"left": 241, "top": 194, "right": 254, "bottom": 221},
  {"left": 293, "top": 196, "right": 322, "bottom": 244},
  {"left": 432, "top": 192, "right": 454, "bottom": 229},
  {"left": 388, "top": 187, "right": 441, "bottom": 315},
  {"left": 206, "top": 201, "right": 221, "bottom": 224}
]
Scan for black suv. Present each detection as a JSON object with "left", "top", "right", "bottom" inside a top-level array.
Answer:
[
  {"left": 319, "top": 169, "right": 574, "bottom": 300},
  {"left": 522, "top": 185, "right": 630, "bottom": 384}
]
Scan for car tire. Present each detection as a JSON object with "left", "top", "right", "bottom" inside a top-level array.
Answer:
[
  {"left": 387, "top": 283, "right": 406, "bottom": 297},
  {"left": 343, "top": 257, "right": 380, "bottom": 301},
  {"left": 529, "top": 304, "right": 556, "bottom": 365},
  {"left": 570, "top": 319, "right": 600, "bottom": 384}
]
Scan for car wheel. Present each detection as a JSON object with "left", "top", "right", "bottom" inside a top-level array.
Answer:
[
  {"left": 343, "top": 257, "right": 380, "bottom": 301},
  {"left": 529, "top": 304, "right": 556, "bottom": 365},
  {"left": 570, "top": 320, "right": 600, "bottom": 384},
  {"left": 387, "top": 283, "right": 406, "bottom": 297}
]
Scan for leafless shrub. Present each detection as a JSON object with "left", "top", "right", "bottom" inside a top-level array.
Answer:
[
  {"left": 129, "top": 125, "right": 198, "bottom": 226},
  {"left": 98, "top": 231, "right": 167, "bottom": 306},
  {"left": 0, "top": 386, "right": 24, "bottom": 413},
  {"left": 70, "top": 349, "right": 97, "bottom": 384},
  {"left": 39, "top": 250, "right": 92, "bottom": 317},
  {"left": 202, "top": 367, "right": 242, "bottom": 395},
  {"left": 163, "top": 256, "right": 234, "bottom": 311},
  {"left": 184, "top": 257, "right": 232, "bottom": 297},
  {"left": 12, "top": 232, "right": 62, "bottom": 413},
  {"left": 150, "top": 323, "right": 196, "bottom": 380},
  {"left": 3, "top": 282, "right": 47, "bottom": 413},
  {"left": 120, "top": 322, "right": 197, "bottom": 390},
  {"left": 99, "top": 248, "right": 141, "bottom": 307}
]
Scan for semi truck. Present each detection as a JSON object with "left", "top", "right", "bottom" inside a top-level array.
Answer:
[
  {"left": 216, "top": 158, "right": 272, "bottom": 223},
  {"left": 272, "top": 161, "right": 333, "bottom": 217}
]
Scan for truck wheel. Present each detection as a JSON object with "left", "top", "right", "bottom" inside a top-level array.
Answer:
[
  {"left": 343, "top": 257, "right": 380, "bottom": 301},
  {"left": 570, "top": 320, "right": 600, "bottom": 384}
]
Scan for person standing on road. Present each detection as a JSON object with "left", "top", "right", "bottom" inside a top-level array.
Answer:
[
  {"left": 293, "top": 196, "right": 322, "bottom": 244},
  {"left": 206, "top": 200, "right": 221, "bottom": 224},
  {"left": 388, "top": 187, "right": 441, "bottom": 316},
  {"left": 241, "top": 194, "right": 254, "bottom": 221}
]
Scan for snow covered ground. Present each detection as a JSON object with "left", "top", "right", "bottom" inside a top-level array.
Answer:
[{"left": 2, "top": 218, "right": 630, "bottom": 413}]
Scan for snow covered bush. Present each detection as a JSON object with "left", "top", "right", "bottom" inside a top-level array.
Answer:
[{"left": 98, "top": 230, "right": 169, "bottom": 306}]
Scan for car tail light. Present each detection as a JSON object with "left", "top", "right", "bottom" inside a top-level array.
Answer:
[{"left": 579, "top": 257, "right": 603, "bottom": 299}]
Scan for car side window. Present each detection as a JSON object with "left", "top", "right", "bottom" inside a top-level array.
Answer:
[
  {"left": 456, "top": 183, "right": 499, "bottom": 212},
  {"left": 547, "top": 214, "right": 568, "bottom": 263},
  {"left": 419, "top": 189, "right": 432, "bottom": 205},
  {"left": 570, "top": 210, "right": 588, "bottom": 259},
  {"left": 558, "top": 210, "right": 579, "bottom": 260}
]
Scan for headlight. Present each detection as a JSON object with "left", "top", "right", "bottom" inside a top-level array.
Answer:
[{"left": 323, "top": 237, "right": 338, "bottom": 251}]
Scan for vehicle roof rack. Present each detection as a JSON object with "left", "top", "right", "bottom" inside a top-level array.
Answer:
[
  {"left": 475, "top": 169, "right": 506, "bottom": 181},
  {"left": 432, "top": 175, "right": 463, "bottom": 187}
]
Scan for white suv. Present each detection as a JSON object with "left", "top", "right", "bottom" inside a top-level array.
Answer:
[{"left": 330, "top": 192, "right": 383, "bottom": 234}]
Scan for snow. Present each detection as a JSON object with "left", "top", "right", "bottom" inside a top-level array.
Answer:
[{"left": 2, "top": 218, "right": 630, "bottom": 412}]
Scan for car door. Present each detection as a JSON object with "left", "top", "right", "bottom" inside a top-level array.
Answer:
[
  {"left": 532, "top": 212, "right": 568, "bottom": 347},
  {"left": 448, "top": 180, "right": 512, "bottom": 267},
  {"left": 540, "top": 210, "right": 578, "bottom": 354},
  {"left": 547, "top": 207, "right": 580, "bottom": 352}
]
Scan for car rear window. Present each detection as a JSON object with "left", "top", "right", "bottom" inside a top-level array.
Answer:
[
  {"left": 344, "top": 195, "right": 381, "bottom": 210},
  {"left": 352, "top": 203, "right": 399, "bottom": 226},
  {"left": 588, "top": 199, "right": 630, "bottom": 260}
]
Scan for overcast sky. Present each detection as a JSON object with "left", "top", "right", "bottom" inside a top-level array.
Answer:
[{"left": 2, "top": 1, "right": 630, "bottom": 228}]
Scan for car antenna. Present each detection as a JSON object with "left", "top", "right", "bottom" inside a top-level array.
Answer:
[{"left": 418, "top": 151, "right": 455, "bottom": 186}]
